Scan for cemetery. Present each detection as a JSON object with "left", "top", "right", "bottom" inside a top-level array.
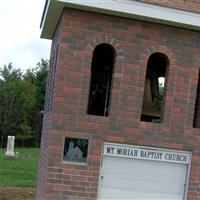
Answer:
[{"left": 0, "top": 136, "right": 39, "bottom": 199}]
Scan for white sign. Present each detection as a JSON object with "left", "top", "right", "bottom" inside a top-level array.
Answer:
[
  {"left": 5, "top": 136, "right": 15, "bottom": 157},
  {"left": 104, "top": 143, "right": 191, "bottom": 164}
]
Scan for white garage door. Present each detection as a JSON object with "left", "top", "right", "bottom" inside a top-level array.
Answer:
[{"left": 98, "top": 143, "right": 191, "bottom": 200}]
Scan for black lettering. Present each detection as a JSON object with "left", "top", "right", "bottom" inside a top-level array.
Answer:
[
  {"left": 140, "top": 150, "right": 145, "bottom": 158},
  {"left": 128, "top": 149, "right": 133, "bottom": 156},
  {"left": 182, "top": 155, "right": 187, "bottom": 162},
  {"left": 106, "top": 147, "right": 115, "bottom": 154},
  {"left": 134, "top": 150, "right": 138, "bottom": 157},
  {"left": 165, "top": 153, "right": 170, "bottom": 160},
  {"left": 122, "top": 149, "right": 127, "bottom": 155},
  {"left": 176, "top": 154, "right": 181, "bottom": 161},
  {"left": 147, "top": 151, "right": 153, "bottom": 158},
  {"left": 117, "top": 148, "right": 122, "bottom": 155}
]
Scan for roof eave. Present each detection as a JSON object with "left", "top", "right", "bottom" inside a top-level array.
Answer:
[{"left": 41, "top": 0, "right": 200, "bottom": 40}]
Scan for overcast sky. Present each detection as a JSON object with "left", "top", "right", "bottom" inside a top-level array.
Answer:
[{"left": 0, "top": 0, "right": 51, "bottom": 71}]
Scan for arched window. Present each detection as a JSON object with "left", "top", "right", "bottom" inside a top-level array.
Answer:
[
  {"left": 87, "top": 43, "right": 115, "bottom": 116},
  {"left": 193, "top": 69, "right": 200, "bottom": 128},
  {"left": 141, "top": 53, "right": 169, "bottom": 122}
]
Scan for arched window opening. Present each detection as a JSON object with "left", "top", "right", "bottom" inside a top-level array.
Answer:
[
  {"left": 193, "top": 69, "right": 200, "bottom": 128},
  {"left": 141, "top": 53, "right": 169, "bottom": 122},
  {"left": 87, "top": 43, "right": 115, "bottom": 116}
]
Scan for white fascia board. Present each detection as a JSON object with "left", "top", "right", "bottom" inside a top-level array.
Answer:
[
  {"left": 41, "top": 0, "right": 200, "bottom": 39},
  {"left": 40, "top": 0, "right": 64, "bottom": 39}
]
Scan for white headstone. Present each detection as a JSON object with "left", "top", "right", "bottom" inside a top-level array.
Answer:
[{"left": 5, "top": 136, "right": 15, "bottom": 157}]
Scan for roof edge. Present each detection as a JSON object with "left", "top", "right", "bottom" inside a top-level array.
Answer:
[{"left": 41, "top": 0, "right": 200, "bottom": 39}]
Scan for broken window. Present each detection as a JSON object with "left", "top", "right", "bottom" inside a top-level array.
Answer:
[
  {"left": 141, "top": 53, "right": 169, "bottom": 122},
  {"left": 193, "top": 69, "right": 200, "bottom": 128},
  {"left": 87, "top": 43, "right": 115, "bottom": 116}
]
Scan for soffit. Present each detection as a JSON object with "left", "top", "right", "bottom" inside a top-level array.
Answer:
[{"left": 41, "top": 0, "right": 200, "bottom": 39}]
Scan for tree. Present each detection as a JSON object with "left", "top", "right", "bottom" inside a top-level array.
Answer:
[
  {"left": 24, "top": 59, "right": 49, "bottom": 147},
  {"left": 0, "top": 59, "right": 49, "bottom": 147},
  {"left": 34, "top": 60, "right": 49, "bottom": 147},
  {"left": 0, "top": 64, "right": 36, "bottom": 146}
]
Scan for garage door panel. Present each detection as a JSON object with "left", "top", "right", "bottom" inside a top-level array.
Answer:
[
  {"left": 100, "top": 187, "right": 182, "bottom": 200},
  {"left": 103, "top": 168, "right": 186, "bottom": 187},
  {"left": 103, "top": 172, "right": 185, "bottom": 188},
  {"left": 99, "top": 152, "right": 189, "bottom": 200},
  {"left": 102, "top": 156, "right": 187, "bottom": 191},
  {"left": 102, "top": 175, "right": 185, "bottom": 195}
]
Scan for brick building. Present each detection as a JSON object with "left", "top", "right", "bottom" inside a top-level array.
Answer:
[{"left": 37, "top": 0, "right": 200, "bottom": 199}]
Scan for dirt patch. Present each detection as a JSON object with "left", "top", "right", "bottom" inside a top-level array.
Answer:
[{"left": 0, "top": 187, "right": 35, "bottom": 200}]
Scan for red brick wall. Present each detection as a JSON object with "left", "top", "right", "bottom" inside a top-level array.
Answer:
[
  {"left": 139, "top": 0, "right": 200, "bottom": 13},
  {"left": 36, "top": 8, "right": 200, "bottom": 200}
]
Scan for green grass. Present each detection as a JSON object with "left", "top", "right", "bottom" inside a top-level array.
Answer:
[{"left": 0, "top": 148, "right": 39, "bottom": 187}]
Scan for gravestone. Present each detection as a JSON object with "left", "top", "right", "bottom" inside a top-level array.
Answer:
[{"left": 5, "top": 136, "right": 15, "bottom": 157}]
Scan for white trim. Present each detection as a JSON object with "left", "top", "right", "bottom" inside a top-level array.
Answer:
[
  {"left": 59, "top": 0, "right": 200, "bottom": 26},
  {"left": 103, "top": 142, "right": 191, "bottom": 164},
  {"left": 41, "top": 0, "right": 200, "bottom": 39},
  {"left": 40, "top": 0, "right": 50, "bottom": 28}
]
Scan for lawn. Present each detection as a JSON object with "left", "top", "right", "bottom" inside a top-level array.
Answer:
[{"left": 0, "top": 148, "right": 39, "bottom": 187}]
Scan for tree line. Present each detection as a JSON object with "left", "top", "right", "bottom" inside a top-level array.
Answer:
[{"left": 0, "top": 59, "right": 49, "bottom": 147}]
